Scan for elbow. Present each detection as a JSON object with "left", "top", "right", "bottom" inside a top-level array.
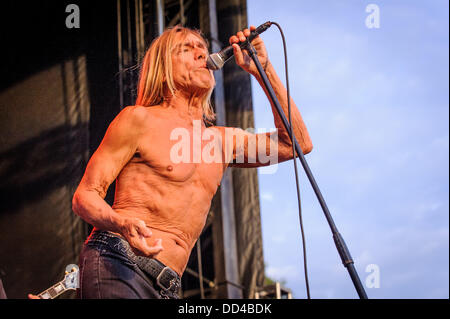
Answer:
[
  {"left": 303, "top": 142, "right": 313, "bottom": 155},
  {"left": 72, "top": 190, "right": 84, "bottom": 217},
  {"left": 279, "top": 141, "right": 313, "bottom": 161}
]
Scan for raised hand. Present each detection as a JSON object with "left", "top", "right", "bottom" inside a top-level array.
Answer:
[{"left": 229, "top": 25, "right": 270, "bottom": 77}]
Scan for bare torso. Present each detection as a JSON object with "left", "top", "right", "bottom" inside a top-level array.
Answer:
[
  {"left": 110, "top": 105, "right": 227, "bottom": 276},
  {"left": 73, "top": 26, "right": 313, "bottom": 288}
]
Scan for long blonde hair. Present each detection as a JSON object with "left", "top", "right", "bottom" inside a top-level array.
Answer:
[{"left": 135, "top": 26, "right": 216, "bottom": 123}]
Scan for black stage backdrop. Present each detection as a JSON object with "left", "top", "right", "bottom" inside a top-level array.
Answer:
[
  {"left": 0, "top": 1, "right": 121, "bottom": 298},
  {"left": 0, "top": 0, "right": 264, "bottom": 299}
]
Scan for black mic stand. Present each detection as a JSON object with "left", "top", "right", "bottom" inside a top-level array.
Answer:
[{"left": 244, "top": 41, "right": 368, "bottom": 299}]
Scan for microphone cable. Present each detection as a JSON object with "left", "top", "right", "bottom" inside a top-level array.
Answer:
[{"left": 270, "top": 21, "right": 311, "bottom": 299}]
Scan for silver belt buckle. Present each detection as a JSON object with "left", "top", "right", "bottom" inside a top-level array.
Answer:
[{"left": 156, "top": 267, "right": 174, "bottom": 290}]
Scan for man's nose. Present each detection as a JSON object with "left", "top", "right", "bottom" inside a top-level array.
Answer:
[{"left": 196, "top": 50, "right": 207, "bottom": 60}]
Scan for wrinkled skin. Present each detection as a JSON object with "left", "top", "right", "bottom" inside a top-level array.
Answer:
[{"left": 70, "top": 26, "right": 313, "bottom": 278}]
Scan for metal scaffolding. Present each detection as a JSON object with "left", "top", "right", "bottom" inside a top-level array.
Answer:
[{"left": 114, "top": 0, "right": 266, "bottom": 299}]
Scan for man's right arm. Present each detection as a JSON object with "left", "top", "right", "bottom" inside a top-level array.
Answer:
[{"left": 72, "top": 106, "right": 163, "bottom": 257}]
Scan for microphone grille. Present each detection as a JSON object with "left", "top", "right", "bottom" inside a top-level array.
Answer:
[{"left": 206, "top": 53, "right": 224, "bottom": 70}]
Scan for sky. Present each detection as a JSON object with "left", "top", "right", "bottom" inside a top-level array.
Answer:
[{"left": 246, "top": 0, "right": 449, "bottom": 298}]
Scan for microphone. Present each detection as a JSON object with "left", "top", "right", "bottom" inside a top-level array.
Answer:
[{"left": 206, "top": 21, "right": 272, "bottom": 71}]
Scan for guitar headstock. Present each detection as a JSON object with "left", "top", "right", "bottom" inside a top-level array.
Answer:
[
  {"left": 37, "top": 264, "right": 80, "bottom": 299},
  {"left": 64, "top": 264, "right": 79, "bottom": 290}
]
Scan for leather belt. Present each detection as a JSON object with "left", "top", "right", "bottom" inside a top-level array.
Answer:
[{"left": 86, "top": 230, "right": 181, "bottom": 296}]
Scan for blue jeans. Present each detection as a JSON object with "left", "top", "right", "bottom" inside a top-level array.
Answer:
[{"left": 77, "top": 230, "right": 181, "bottom": 299}]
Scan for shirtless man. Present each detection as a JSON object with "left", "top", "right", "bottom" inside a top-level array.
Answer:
[{"left": 71, "top": 25, "right": 313, "bottom": 299}]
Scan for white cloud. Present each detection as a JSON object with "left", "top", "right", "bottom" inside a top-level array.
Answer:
[
  {"left": 266, "top": 264, "right": 302, "bottom": 282},
  {"left": 261, "top": 191, "right": 274, "bottom": 202}
]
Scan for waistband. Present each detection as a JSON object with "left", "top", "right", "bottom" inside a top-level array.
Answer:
[{"left": 86, "top": 230, "right": 181, "bottom": 297}]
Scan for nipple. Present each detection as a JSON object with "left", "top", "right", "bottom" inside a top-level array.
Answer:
[{"left": 167, "top": 165, "right": 173, "bottom": 171}]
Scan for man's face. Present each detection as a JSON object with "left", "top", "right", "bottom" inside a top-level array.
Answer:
[{"left": 171, "top": 32, "right": 215, "bottom": 93}]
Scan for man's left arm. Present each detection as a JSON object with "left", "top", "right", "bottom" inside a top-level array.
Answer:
[{"left": 230, "top": 26, "right": 313, "bottom": 162}]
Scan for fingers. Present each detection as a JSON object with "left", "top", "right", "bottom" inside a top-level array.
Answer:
[
  {"left": 131, "top": 237, "right": 163, "bottom": 257},
  {"left": 232, "top": 43, "right": 245, "bottom": 66},
  {"left": 135, "top": 219, "right": 152, "bottom": 238},
  {"left": 146, "top": 238, "right": 164, "bottom": 255},
  {"left": 228, "top": 31, "right": 246, "bottom": 44},
  {"left": 229, "top": 26, "right": 252, "bottom": 65},
  {"left": 237, "top": 31, "right": 246, "bottom": 42},
  {"left": 229, "top": 26, "right": 256, "bottom": 44},
  {"left": 120, "top": 217, "right": 164, "bottom": 257},
  {"left": 229, "top": 35, "right": 239, "bottom": 45},
  {"left": 244, "top": 26, "right": 256, "bottom": 37},
  {"left": 122, "top": 217, "right": 151, "bottom": 238}
]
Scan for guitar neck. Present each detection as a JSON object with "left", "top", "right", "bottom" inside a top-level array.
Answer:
[{"left": 38, "top": 280, "right": 69, "bottom": 299}]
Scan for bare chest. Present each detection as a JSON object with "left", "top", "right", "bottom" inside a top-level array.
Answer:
[{"left": 133, "top": 122, "right": 226, "bottom": 192}]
